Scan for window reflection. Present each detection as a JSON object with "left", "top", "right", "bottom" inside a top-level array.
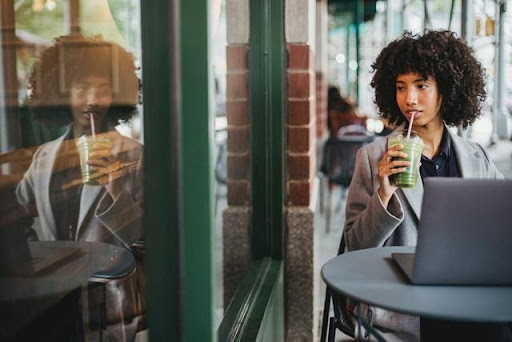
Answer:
[{"left": 1, "top": 2, "right": 146, "bottom": 340}]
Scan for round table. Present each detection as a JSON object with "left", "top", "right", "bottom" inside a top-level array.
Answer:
[
  {"left": 0, "top": 241, "right": 133, "bottom": 339},
  {"left": 321, "top": 246, "right": 512, "bottom": 322}
]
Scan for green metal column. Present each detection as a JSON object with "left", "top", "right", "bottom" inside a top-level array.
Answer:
[
  {"left": 250, "top": 0, "right": 285, "bottom": 260},
  {"left": 267, "top": 0, "right": 285, "bottom": 259},
  {"left": 141, "top": 0, "right": 215, "bottom": 340},
  {"left": 218, "top": 0, "right": 285, "bottom": 339},
  {"left": 346, "top": 25, "right": 351, "bottom": 96},
  {"left": 354, "top": 0, "right": 362, "bottom": 104},
  {"left": 181, "top": 0, "right": 216, "bottom": 340},
  {"left": 141, "top": 0, "right": 183, "bottom": 341}
]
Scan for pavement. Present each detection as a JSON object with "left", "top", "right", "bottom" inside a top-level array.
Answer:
[{"left": 314, "top": 137, "right": 512, "bottom": 341}]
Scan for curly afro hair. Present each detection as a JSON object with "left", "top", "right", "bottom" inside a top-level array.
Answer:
[
  {"left": 28, "top": 33, "right": 140, "bottom": 126},
  {"left": 370, "top": 30, "right": 486, "bottom": 129}
]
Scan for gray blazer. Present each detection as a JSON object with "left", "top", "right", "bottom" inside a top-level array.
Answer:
[
  {"left": 344, "top": 127, "right": 504, "bottom": 251},
  {"left": 343, "top": 127, "right": 503, "bottom": 341},
  {"left": 16, "top": 127, "right": 144, "bottom": 248}
]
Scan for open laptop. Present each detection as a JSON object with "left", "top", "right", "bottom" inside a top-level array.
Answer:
[{"left": 392, "top": 177, "right": 512, "bottom": 285}]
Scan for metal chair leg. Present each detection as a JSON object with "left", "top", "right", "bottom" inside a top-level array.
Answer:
[
  {"left": 320, "top": 288, "right": 331, "bottom": 342},
  {"left": 318, "top": 173, "right": 325, "bottom": 213},
  {"left": 325, "top": 184, "right": 332, "bottom": 234},
  {"left": 328, "top": 317, "right": 337, "bottom": 342}
]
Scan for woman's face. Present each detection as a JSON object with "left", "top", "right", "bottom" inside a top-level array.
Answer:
[
  {"left": 70, "top": 75, "right": 113, "bottom": 134},
  {"left": 395, "top": 72, "right": 443, "bottom": 129}
]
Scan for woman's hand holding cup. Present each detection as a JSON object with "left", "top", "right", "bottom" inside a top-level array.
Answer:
[{"left": 377, "top": 143, "right": 410, "bottom": 207}]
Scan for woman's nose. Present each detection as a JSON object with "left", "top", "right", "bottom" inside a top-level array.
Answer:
[
  {"left": 86, "top": 89, "right": 100, "bottom": 105},
  {"left": 405, "top": 88, "right": 417, "bottom": 106}
]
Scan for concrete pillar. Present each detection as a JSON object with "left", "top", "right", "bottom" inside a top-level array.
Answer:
[{"left": 285, "top": 0, "right": 317, "bottom": 340}]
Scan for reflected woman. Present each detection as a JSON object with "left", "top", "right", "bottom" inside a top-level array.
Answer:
[{"left": 16, "top": 33, "right": 145, "bottom": 341}]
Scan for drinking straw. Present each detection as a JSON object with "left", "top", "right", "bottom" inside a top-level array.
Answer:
[
  {"left": 90, "top": 114, "right": 96, "bottom": 138},
  {"left": 406, "top": 112, "right": 415, "bottom": 139}
]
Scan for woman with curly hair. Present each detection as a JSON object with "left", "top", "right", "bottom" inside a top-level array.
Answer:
[
  {"left": 343, "top": 30, "right": 508, "bottom": 341},
  {"left": 22, "top": 33, "right": 140, "bottom": 144},
  {"left": 16, "top": 34, "right": 145, "bottom": 341}
]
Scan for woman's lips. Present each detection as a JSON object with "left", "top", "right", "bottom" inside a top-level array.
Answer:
[
  {"left": 405, "top": 110, "right": 421, "bottom": 120},
  {"left": 83, "top": 111, "right": 99, "bottom": 119}
]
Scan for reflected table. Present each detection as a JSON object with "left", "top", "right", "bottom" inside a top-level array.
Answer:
[
  {"left": 0, "top": 241, "right": 131, "bottom": 340},
  {"left": 321, "top": 247, "right": 512, "bottom": 340}
]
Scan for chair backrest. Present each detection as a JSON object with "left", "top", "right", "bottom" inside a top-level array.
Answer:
[
  {"left": 321, "top": 134, "right": 374, "bottom": 187},
  {"left": 337, "top": 124, "right": 367, "bottom": 138}
]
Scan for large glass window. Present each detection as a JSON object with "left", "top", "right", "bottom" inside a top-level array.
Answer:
[
  {"left": 1, "top": 1, "right": 146, "bottom": 340},
  {"left": 213, "top": 0, "right": 254, "bottom": 326}
]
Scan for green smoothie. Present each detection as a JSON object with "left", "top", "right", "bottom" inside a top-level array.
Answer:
[
  {"left": 388, "top": 131, "right": 424, "bottom": 188},
  {"left": 76, "top": 135, "right": 113, "bottom": 185}
]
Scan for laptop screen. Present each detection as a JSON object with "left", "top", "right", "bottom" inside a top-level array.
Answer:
[{"left": 411, "top": 178, "right": 512, "bottom": 285}]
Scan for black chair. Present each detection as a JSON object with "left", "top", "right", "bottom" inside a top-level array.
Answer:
[
  {"left": 318, "top": 132, "right": 374, "bottom": 233},
  {"left": 320, "top": 234, "right": 355, "bottom": 342}
]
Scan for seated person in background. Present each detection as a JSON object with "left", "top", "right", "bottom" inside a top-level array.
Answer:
[
  {"left": 343, "top": 30, "right": 509, "bottom": 342},
  {"left": 327, "top": 85, "right": 367, "bottom": 137},
  {"left": 16, "top": 33, "right": 145, "bottom": 341}
]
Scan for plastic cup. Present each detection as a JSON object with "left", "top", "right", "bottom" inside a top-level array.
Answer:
[
  {"left": 76, "top": 135, "right": 113, "bottom": 185},
  {"left": 387, "top": 130, "right": 424, "bottom": 188}
]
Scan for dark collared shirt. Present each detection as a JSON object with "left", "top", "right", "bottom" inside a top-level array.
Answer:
[
  {"left": 51, "top": 130, "right": 84, "bottom": 240},
  {"left": 420, "top": 128, "right": 460, "bottom": 179}
]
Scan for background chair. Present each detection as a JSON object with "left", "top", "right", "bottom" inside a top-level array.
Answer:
[
  {"left": 318, "top": 131, "right": 374, "bottom": 233},
  {"left": 320, "top": 234, "right": 355, "bottom": 342}
]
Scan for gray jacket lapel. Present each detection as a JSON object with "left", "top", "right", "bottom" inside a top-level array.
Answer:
[
  {"left": 77, "top": 184, "right": 103, "bottom": 234},
  {"left": 40, "top": 132, "right": 69, "bottom": 238},
  {"left": 400, "top": 180, "right": 423, "bottom": 219},
  {"left": 449, "top": 130, "right": 479, "bottom": 178}
]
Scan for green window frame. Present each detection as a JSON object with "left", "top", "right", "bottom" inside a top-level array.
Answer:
[{"left": 141, "top": 0, "right": 285, "bottom": 340}]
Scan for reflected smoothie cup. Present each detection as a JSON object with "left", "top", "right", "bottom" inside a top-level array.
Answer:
[
  {"left": 387, "top": 130, "right": 424, "bottom": 188},
  {"left": 76, "top": 135, "right": 113, "bottom": 185}
]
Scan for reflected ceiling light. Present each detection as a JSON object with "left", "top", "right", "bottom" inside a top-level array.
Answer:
[
  {"left": 349, "top": 60, "right": 358, "bottom": 70},
  {"left": 335, "top": 53, "right": 346, "bottom": 64}
]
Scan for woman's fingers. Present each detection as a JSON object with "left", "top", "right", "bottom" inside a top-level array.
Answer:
[
  {"left": 390, "top": 160, "right": 410, "bottom": 169},
  {"left": 380, "top": 144, "right": 411, "bottom": 173},
  {"left": 387, "top": 146, "right": 408, "bottom": 159},
  {"left": 87, "top": 156, "right": 122, "bottom": 182}
]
